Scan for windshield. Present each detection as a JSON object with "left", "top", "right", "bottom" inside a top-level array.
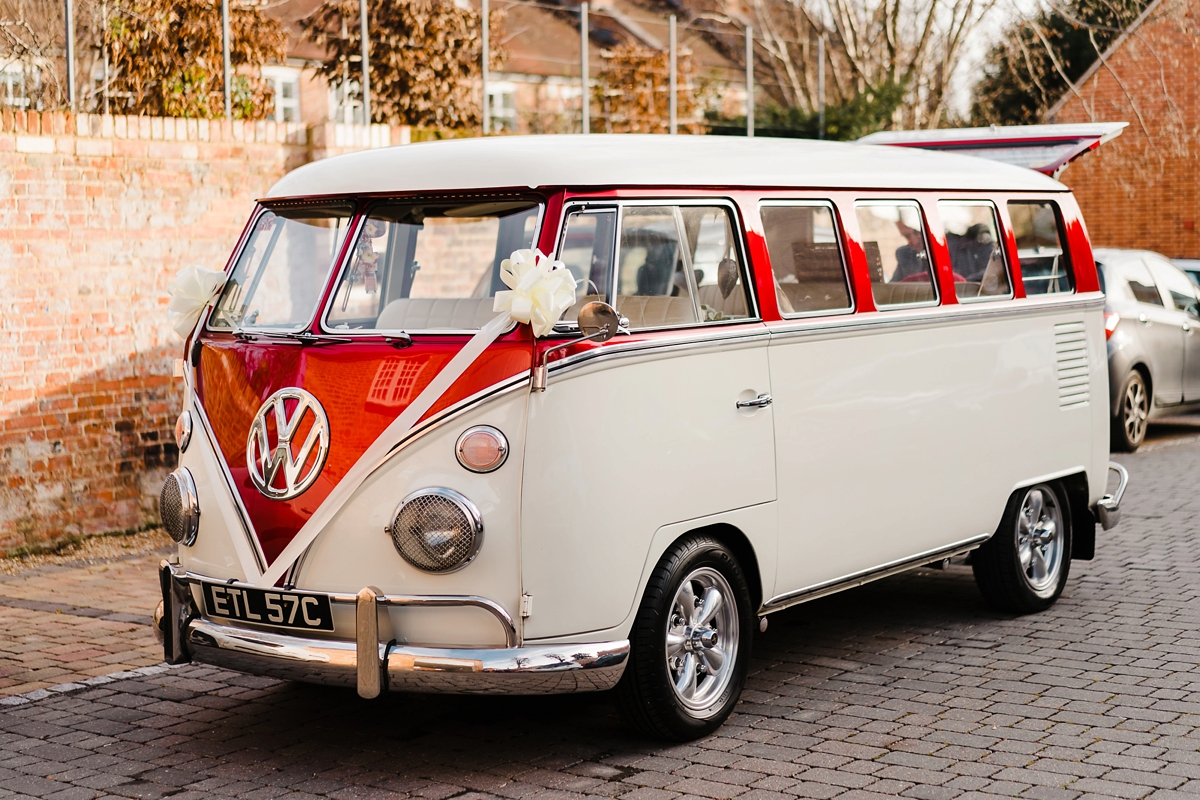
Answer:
[
  {"left": 210, "top": 204, "right": 354, "bottom": 331},
  {"left": 325, "top": 200, "right": 540, "bottom": 332}
]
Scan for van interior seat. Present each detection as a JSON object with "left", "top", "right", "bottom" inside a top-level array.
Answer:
[
  {"left": 616, "top": 295, "right": 696, "bottom": 328},
  {"left": 696, "top": 284, "right": 748, "bottom": 319},
  {"left": 872, "top": 282, "right": 936, "bottom": 306},
  {"left": 375, "top": 297, "right": 499, "bottom": 331},
  {"left": 778, "top": 281, "right": 850, "bottom": 313}
]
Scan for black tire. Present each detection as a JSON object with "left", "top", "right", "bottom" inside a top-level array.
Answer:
[
  {"left": 973, "top": 482, "right": 1072, "bottom": 613},
  {"left": 1112, "top": 370, "right": 1149, "bottom": 452},
  {"left": 616, "top": 535, "right": 753, "bottom": 741}
]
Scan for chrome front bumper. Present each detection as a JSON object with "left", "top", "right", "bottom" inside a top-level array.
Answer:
[{"left": 157, "top": 562, "right": 629, "bottom": 696}]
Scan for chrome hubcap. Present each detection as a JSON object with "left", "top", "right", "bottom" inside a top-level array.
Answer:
[
  {"left": 665, "top": 567, "right": 738, "bottom": 715},
  {"left": 1016, "top": 486, "right": 1064, "bottom": 596},
  {"left": 1124, "top": 378, "right": 1148, "bottom": 443}
]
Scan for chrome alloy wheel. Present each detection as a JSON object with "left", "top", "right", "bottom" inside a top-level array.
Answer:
[
  {"left": 665, "top": 567, "right": 739, "bottom": 715},
  {"left": 1016, "top": 485, "right": 1064, "bottom": 597},
  {"left": 1123, "top": 377, "right": 1149, "bottom": 445}
]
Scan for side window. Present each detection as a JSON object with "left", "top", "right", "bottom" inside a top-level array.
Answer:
[
  {"left": 1146, "top": 258, "right": 1197, "bottom": 315},
  {"left": 557, "top": 207, "right": 616, "bottom": 326},
  {"left": 1008, "top": 201, "right": 1074, "bottom": 295},
  {"left": 760, "top": 203, "right": 851, "bottom": 315},
  {"left": 939, "top": 202, "right": 1011, "bottom": 301},
  {"left": 1119, "top": 259, "right": 1164, "bottom": 306},
  {"left": 855, "top": 202, "right": 936, "bottom": 308},
  {"left": 616, "top": 205, "right": 750, "bottom": 330}
]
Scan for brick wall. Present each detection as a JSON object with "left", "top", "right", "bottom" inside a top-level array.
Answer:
[
  {"left": 1050, "top": 0, "right": 1200, "bottom": 259},
  {"left": 0, "top": 111, "right": 411, "bottom": 552}
]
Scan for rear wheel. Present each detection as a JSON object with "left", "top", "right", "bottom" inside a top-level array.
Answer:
[
  {"left": 1112, "top": 370, "right": 1149, "bottom": 452},
  {"left": 616, "top": 535, "right": 753, "bottom": 740},
  {"left": 972, "top": 483, "right": 1072, "bottom": 613}
]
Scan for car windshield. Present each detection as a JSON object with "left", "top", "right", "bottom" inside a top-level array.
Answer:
[
  {"left": 210, "top": 204, "right": 354, "bottom": 331},
  {"left": 325, "top": 199, "right": 541, "bottom": 332}
]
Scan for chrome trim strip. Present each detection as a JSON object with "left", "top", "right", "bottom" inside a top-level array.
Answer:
[
  {"left": 185, "top": 617, "right": 628, "bottom": 695},
  {"left": 767, "top": 292, "right": 1105, "bottom": 342},
  {"left": 761, "top": 534, "right": 990, "bottom": 613},
  {"left": 190, "top": 397, "right": 268, "bottom": 572},
  {"left": 545, "top": 326, "right": 770, "bottom": 381},
  {"left": 166, "top": 564, "right": 518, "bottom": 648}
]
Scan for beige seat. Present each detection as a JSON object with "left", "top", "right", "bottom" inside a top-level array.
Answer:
[
  {"left": 779, "top": 281, "right": 850, "bottom": 313},
  {"left": 616, "top": 295, "right": 696, "bottom": 328},
  {"left": 375, "top": 298, "right": 499, "bottom": 331},
  {"left": 696, "top": 284, "right": 748, "bottom": 320},
  {"left": 872, "top": 282, "right": 936, "bottom": 306}
]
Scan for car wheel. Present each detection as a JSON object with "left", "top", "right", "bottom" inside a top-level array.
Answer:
[
  {"left": 1112, "top": 371, "right": 1149, "bottom": 452},
  {"left": 972, "top": 483, "right": 1072, "bottom": 613},
  {"left": 616, "top": 535, "right": 753, "bottom": 741}
]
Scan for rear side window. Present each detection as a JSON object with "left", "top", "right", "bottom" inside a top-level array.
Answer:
[
  {"left": 1008, "top": 201, "right": 1074, "bottom": 295},
  {"left": 855, "top": 202, "right": 937, "bottom": 308},
  {"left": 939, "top": 202, "right": 1011, "bottom": 301},
  {"left": 761, "top": 203, "right": 851, "bottom": 316}
]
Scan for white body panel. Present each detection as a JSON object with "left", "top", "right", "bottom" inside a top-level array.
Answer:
[
  {"left": 519, "top": 332, "right": 776, "bottom": 640},
  {"left": 768, "top": 296, "right": 1107, "bottom": 597}
]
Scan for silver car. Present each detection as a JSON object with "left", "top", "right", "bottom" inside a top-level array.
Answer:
[{"left": 1096, "top": 248, "right": 1200, "bottom": 451}]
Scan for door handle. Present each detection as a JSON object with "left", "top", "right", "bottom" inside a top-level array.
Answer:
[
  {"left": 1138, "top": 314, "right": 1150, "bottom": 324},
  {"left": 1185, "top": 323, "right": 1193, "bottom": 333},
  {"left": 736, "top": 393, "right": 772, "bottom": 409}
]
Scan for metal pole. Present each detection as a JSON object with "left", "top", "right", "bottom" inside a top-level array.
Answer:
[
  {"left": 64, "top": 0, "right": 76, "bottom": 110},
  {"left": 668, "top": 14, "right": 676, "bottom": 135},
  {"left": 359, "top": 0, "right": 371, "bottom": 124},
  {"left": 580, "top": 1, "right": 589, "bottom": 134},
  {"left": 221, "top": 0, "right": 231, "bottom": 118},
  {"left": 745, "top": 25, "right": 753, "bottom": 138},
  {"left": 817, "top": 34, "right": 825, "bottom": 139},
  {"left": 482, "top": 0, "right": 489, "bottom": 134}
]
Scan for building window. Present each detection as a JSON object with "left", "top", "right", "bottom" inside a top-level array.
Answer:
[
  {"left": 262, "top": 66, "right": 302, "bottom": 123},
  {"left": 1, "top": 64, "right": 40, "bottom": 109},
  {"left": 487, "top": 82, "right": 517, "bottom": 132},
  {"left": 329, "top": 78, "right": 364, "bottom": 125}
]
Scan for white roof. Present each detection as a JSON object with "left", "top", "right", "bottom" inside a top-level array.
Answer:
[{"left": 265, "top": 134, "right": 1064, "bottom": 199}]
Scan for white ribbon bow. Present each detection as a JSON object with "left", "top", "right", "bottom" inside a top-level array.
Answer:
[
  {"left": 166, "top": 264, "right": 227, "bottom": 339},
  {"left": 493, "top": 249, "right": 578, "bottom": 338}
]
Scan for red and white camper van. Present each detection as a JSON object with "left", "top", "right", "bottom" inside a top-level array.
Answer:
[{"left": 156, "top": 133, "right": 1127, "bottom": 740}]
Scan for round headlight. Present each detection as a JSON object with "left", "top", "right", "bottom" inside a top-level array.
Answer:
[
  {"left": 387, "top": 488, "right": 482, "bottom": 573},
  {"left": 175, "top": 411, "right": 193, "bottom": 453},
  {"left": 455, "top": 426, "right": 508, "bottom": 473},
  {"left": 160, "top": 468, "right": 199, "bottom": 546}
]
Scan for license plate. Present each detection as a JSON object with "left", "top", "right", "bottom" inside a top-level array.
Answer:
[{"left": 201, "top": 582, "right": 334, "bottom": 631}]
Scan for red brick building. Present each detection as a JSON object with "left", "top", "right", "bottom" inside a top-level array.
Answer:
[{"left": 1047, "top": 0, "right": 1200, "bottom": 259}]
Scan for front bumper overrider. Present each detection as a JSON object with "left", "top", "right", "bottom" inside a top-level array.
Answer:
[{"left": 156, "top": 562, "right": 629, "bottom": 696}]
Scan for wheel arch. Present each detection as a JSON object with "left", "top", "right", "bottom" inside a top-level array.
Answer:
[{"left": 677, "top": 523, "right": 764, "bottom": 612}]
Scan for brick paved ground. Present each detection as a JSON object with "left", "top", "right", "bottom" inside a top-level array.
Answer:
[
  {"left": 0, "top": 550, "right": 170, "bottom": 696},
  {"left": 0, "top": 439, "right": 1198, "bottom": 800}
]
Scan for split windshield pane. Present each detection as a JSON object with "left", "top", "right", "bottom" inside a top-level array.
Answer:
[{"left": 209, "top": 204, "right": 354, "bottom": 331}]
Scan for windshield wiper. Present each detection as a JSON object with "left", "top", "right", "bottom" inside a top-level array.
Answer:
[{"left": 232, "top": 328, "right": 353, "bottom": 346}]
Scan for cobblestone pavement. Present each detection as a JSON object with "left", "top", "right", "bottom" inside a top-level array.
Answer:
[
  {"left": 1, "top": 439, "right": 1199, "bottom": 800},
  {"left": 0, "top": 550, "right": 171, "bottom": 696}
]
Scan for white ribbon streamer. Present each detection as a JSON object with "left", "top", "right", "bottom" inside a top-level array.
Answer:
[{"left": 166, "top": 265, "right": 228, "bottom": 339}]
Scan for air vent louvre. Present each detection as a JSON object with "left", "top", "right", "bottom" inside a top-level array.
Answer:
[{"left": 1054, "top": 321, "right": 1090, "bottom": 409}]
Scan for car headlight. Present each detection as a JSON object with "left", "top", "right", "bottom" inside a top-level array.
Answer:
[
  {"left": 160, "top": 468, "right": 199, "bottom": 546},
  {"left": 387, "top": 488, "right": 482, "bottom": 573}
]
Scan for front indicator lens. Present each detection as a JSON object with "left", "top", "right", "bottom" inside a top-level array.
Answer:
[
  {"left": 455, "top": 426, "right": 509, "bottom": 473},
  {"left": 175, "top": 410, "right": 193, "bottom": 452}
]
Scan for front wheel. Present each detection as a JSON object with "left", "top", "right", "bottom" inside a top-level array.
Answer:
[
  {"left": 616, "top": 535, "right": 753, "bottom": 740},
  {"left": 972, "top": 483, "right": 1072, "bottom": 613}
]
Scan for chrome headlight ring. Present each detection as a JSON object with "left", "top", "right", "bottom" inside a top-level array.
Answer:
[
  {"left": 387, "top": 488, "right": 483, "bottom": 573},
  {"left": 160, "top": 467, "right": 200, "bottom": 547}
]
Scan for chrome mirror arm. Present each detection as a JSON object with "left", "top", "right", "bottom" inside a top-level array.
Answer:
[{"left": 531, "top": 328, "right": 612, "bottom": 392}]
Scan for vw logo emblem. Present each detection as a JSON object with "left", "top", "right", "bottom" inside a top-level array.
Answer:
[{"left": 246, "top": 388, "right": 330, "bottom": 500}]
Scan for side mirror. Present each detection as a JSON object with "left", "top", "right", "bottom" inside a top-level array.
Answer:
[
  {"left": 717, "top": 258, "right": 739, "bottom": 299},
  {"left": 577, "top": 301, "right": 620, "bottom": 342},
  {"left": 532, "top": 301, "right": 621, "bottom": 392}
]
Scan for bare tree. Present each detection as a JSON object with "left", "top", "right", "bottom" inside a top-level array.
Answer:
[{"left": 595, "top": 43, "right": 704, "bottom": 133}]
